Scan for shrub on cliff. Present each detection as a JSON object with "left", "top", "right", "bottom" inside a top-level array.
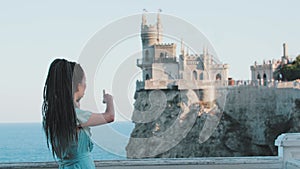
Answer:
[{"left": 281, "top": 55, "right": 300, "bottom": 81}]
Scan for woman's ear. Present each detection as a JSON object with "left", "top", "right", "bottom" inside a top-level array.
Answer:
[
  {"left": 77, "top": 83, "right": 82, "bottom": 91},
  {"left": 74, "top": 83, "right": 80, "bottom": 93}
]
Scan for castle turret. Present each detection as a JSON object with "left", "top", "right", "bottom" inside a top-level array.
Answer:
[
  {"left": 180, "top": 38, "right": 185, "bottom": 56},
  {"left": 141, "top": 12, "right": 147, "bottom": 26},
  {"left": 141, "top": 12, "right": 162, "bottom": 48},
  {"left": 156, "top": 10, "right": 162, "bottom": 44},
  {"left": 281, "top": 43, "right": 289, "bottom": 65},
  {"left": 203, "top": 46, "right": 210, "bottom": 71},
  {"left": 283, "top": 43, "right": 287, "bottom": 57}
]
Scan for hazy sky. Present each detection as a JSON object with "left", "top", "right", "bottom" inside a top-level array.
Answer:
[{"left": 1, "top": 0, "right": 300, "bottom": 123}]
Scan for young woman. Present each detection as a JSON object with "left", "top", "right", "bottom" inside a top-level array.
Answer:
[{"left": 42, "top": 59, "right": 114, "bottom": 168}]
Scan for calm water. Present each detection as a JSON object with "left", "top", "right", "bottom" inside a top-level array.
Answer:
[{"left": 0, "top": 122, "right": 134, "bottom": 163}]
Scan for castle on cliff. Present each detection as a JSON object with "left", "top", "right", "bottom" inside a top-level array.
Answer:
[{"left": 136, "top": 13, "right": 229, "bottom": 90}]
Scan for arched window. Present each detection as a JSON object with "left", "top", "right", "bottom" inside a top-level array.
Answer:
[
  {"left": 193, "top": 70, "right": 198, "bottom": 80},
  {"left": 199, "top": 72, "right": 204, "bottom": 80},
  {"left": 159, "top": 52, "right": 164, "bottom": 62},
  {"left": 263, "top": 73, "right": 267, "bottom": 80},
  {"left": 145, "top": 74, "right": 150, "bottom": 80},
  {"left": 263, "top": 73, "right": 267, "bottom": 86},
  {"left": 160, "top": 52, "right": 164, "bottom": 58},
  {"left": 216, "top": 73, "right": 222, "bottom": 80},
  {"left": 145, "top": 50, "right": 149, "bottom": 62},
  {"left": 257, "top": 73, "right": 261, "bottom": 79}
]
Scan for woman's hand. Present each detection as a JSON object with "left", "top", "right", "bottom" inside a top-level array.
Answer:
[
  {"left": 103, "top": 93, "right": 113, "bottom": 104},
  {"left": 103, "top": 92, "right": 115, "bottom": 123},
  {"left": 80, "top": 90, "right": 115, "bottom": 127}
]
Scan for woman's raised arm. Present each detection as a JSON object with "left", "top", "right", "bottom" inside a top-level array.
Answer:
[{"left": 80, "top": 94, "right": 115, "bottom": 127}]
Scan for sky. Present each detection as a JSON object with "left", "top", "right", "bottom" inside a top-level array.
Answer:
[{"left": 1, "top": 0, "right": 300, "bottom": 123}]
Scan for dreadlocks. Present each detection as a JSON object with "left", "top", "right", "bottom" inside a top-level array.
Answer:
[{"left": 42, "top": 58, "right": 84, "bottom": 158}]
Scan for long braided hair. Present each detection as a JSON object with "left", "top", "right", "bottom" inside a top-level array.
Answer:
[{"left": 42, "top": 59, "right": 84, "bottom": 158}]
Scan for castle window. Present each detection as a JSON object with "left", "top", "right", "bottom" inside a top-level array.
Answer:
[
  {"left": 145, "top": 50, "right": 149, "bottom": 62},
  {"left": 263, "top": 73, "right": 267, "bottom": 80},
  {"left": 216, "top": 73, "right": 222, "bottom": 80},
  {"left": 159, "top": 52, "right": 164, "bottom": 62},
  {"left": 145, "top": 74, "right": 150, "bottom": 80},
  {"left": 257, "top": 73, "right": 261, "bottom": 79},
  {"left": 263, "top": 73, "right": 267, "bottom": 86},
  {"left": 193, "top": 70, "right": 198, "bottom": 80},
  {"left": 199, "top": 72, "right": 204, "bottom": 80},
  {"left": 160, "top": 52, "right": 164, "bottom": 58}
]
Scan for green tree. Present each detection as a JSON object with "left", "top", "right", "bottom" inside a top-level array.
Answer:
[{"left": 281, "top": 55, "right": 300, "bottom": 81}]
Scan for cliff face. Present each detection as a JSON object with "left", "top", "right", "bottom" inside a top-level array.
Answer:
[{"left": 126, "top": 86, "right": 300, "bottom": 158}]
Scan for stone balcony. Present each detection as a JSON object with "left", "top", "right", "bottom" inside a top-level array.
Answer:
[{"left": 2, "top": 133, "right": 300, "bottom": 169}]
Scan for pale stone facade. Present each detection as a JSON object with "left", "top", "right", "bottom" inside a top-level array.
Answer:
[
  {"left": 137, "top": 13, "right": 229, "bottom": 90},
  {"left": 250, "top": 43, "right": 291, "bottom": 85}
]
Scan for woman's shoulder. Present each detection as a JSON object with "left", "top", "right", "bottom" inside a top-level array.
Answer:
[{"left": 75, "top": 108, "right": 92, "bottom": 124}]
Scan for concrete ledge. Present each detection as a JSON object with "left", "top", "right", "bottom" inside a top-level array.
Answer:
[
  {"left": 0, "top": 157, "right": 282, "bottom": 169},
  {"left": 275, "top": 133, "right": 300, "bottom": 165},
  {"left": 286, "top": 160, "right": 300, "bottom": 169}
]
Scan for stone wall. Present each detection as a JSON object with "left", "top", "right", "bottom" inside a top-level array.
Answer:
[{"left": 126, "top": 86, "right": 300, "bottom": 158}]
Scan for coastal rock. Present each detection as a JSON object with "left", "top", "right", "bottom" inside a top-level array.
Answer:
[{"left": 126, "top": 86, "right": 300, "bottom": 158}]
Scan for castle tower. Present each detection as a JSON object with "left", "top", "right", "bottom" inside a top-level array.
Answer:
[
  {"left": 141, "top": 12, "right": 162, "bottom": 48},
  {"left": 283, "top": 43, "right": 287, "bottom": 57},
  {"left": 281, "top": 43, "right": 289, "bottom": 65},
  {"left": 138, "top": 11, "right": 164, "bottom": 81}
]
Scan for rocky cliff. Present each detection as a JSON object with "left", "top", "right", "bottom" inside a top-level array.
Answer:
[{"left": 126, "top": 86, "right": 300, "bottom": 158}]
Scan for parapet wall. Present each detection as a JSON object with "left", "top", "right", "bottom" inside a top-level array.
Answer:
[{"left": 0, "top": 157, "right": 283, "bottom": 169}]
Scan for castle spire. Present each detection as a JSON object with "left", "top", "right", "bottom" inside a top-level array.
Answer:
[
  {"left": 203, "top": 45, "right": 210, "bottom": 71},
  {"left": 181, "top": 38, "right": 185, "bottom": 55},
  {"left": 283, "top": 43, "right": 288, "bottom": 57},
  {"left": 156, "top": 9, "right": 162, "bottom": 44},
  {"left": 142, "top": 9, "right": 147, "bottom": 26},
  {"left": 186, "top": 47, "right": 189, "bottom": 55},
  {"left": 281, "top": 42, "right": 289, "bottom": 65},
  {"left": 203, "top": 45, "right": 207, "bottom": 56},
  {"left": 157, "top": 9, "right": 162, "bottom": 24}
]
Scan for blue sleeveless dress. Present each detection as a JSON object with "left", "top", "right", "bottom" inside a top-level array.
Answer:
[{"left": 58, "top": 108, "right": 95, "bottom": 169}]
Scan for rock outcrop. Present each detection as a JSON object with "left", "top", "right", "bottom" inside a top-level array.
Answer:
[{"left": 126, "top": 86, "right": 300, "bottom": 158}]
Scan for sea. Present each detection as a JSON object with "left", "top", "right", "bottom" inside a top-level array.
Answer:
[{"left": 0, "top": 122, "right": 134, "bottom": 163}]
